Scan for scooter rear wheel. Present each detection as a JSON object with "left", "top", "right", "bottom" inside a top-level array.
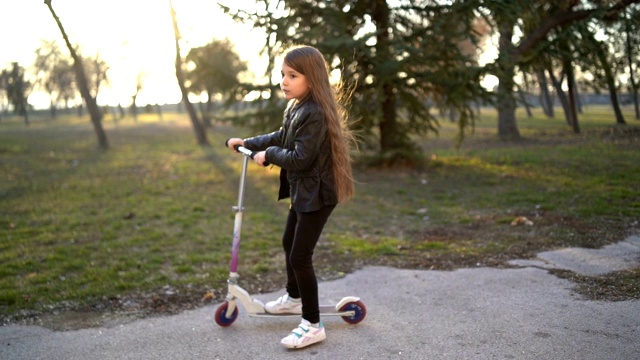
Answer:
[
  {"left": 339, "top": 300, "right": 367, "bottom": 324},
  {"left": 215, "top": 301, "right": 239, "bottom": 327}
]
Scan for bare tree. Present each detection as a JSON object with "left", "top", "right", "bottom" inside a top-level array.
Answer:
[
  {"left": 169, "top": 0, "right": 208, "bottom": 146},
  {"left": 33, "top": 40, "right": 77, "bottom": 119},
  {"left": 131, "top": 70, "right": 143, "bottom": 122},
  {"left": 44, "top": 0, "right": 109, "bottom": 149},
  {"left": 84, "top": 53, "right": 110, "bottom": 104}
]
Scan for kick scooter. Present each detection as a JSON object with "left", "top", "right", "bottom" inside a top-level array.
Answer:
[{"left": 214, "top": 145, "right": 367, "bottom": 327}]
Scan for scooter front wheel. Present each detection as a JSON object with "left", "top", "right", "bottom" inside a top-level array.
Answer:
[
  {"left": 339, "top": 300, "right": 367, "bottom": 324},
  {"left": 214, "top": 301, "right": 239, "bottom": 327}
]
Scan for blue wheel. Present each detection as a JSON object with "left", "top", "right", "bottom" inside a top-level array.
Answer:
[
  {"left": 339, "top": 300, "right": 367, "bottom": 324},
  {"left": 215, "top": 301, "right": 238, "bottom": 327}
]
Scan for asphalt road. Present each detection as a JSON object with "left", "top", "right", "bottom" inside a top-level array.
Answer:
[{"left": 2, "top": 236, "right": 639, "bottom": 360}]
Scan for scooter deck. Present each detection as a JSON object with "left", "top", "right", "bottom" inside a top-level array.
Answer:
[{"left": 247, "top": 304, "right": 355, "bottom": 318}]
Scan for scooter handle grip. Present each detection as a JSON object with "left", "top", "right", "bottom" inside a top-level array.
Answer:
[{"left": 230, "top": 143, "right": 270, "bottom": 167}]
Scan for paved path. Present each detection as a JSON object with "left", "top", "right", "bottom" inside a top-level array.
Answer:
[{"left": 2, "top": 236, "right": 639, "bottom": 360}]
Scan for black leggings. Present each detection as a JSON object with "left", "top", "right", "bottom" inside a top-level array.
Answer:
[{"left": 282, "top": 204, "right": 335, "bottom": 324}]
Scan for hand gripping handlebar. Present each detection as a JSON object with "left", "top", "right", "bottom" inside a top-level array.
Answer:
[{"left": 225, "top": 139, "right": 270, "bottom": 166}]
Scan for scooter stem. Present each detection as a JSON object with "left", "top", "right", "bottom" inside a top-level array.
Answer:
[{"left": 230, "top": 155, "right": 249, "bottom": 274}]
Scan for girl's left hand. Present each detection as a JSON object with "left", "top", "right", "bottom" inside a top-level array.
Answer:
[
  {"left": 226, "top": 138, "right": 244, "bottom": 152},
  {"left": 253, "top": 151, "right": 268, "bottom": 166}
]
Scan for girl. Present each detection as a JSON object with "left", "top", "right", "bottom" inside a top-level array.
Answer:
[{"left": 226, "top": 45, "right": 354, "bottom": 349}]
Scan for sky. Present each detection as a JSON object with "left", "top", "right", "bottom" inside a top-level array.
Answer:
[{"left": 1, "top": 0, "right": 267, "bottom": 109}]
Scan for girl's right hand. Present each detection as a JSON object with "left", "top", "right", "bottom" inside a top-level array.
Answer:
[{"left": 226, "top": 138, "right": 244, "bottom": 152}]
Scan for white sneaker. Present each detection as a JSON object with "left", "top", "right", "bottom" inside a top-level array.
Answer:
[
  {"left": 281, "top": 319, "right": 326, "bottom": 349},
  {"left": 265, "top": 294, "right": 302, "bottom": 314}
]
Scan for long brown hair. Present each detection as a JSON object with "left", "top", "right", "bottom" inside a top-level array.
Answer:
[{"left": 283, "top": 45, "right": 355, "bottom": 202}]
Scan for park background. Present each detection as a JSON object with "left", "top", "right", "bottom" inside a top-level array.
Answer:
[{"left": 1, "top": 1, "right": 639, "bottom": 328}]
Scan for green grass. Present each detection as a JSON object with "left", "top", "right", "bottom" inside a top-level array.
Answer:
[
  {"left": 1, "top": 106, "right": 639, "bottom": 316},
  {"left": 0, "top": 113, "right": 285, "bottom": 313}
]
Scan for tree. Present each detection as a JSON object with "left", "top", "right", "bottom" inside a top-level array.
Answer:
[
  {"left": 0, "top": 68, "right": 9, "bottom": 121},
  {"left": 481, "top": 0, "right": 639, "bottom": 139},
  {"left": 169, "top": 0, "right": 209, "bottom": 146},
  {"left": 578, "top": 22, "right": 626, "bottom": 125},
  {"left": 33, "top": 40, "right": 77, "bottom": 119},
  {"left": 5, "top": 62, "right": 32, "bottom": 126},
  {"left": 185, "top": 39, "right": 247, "bottom": 128},
  {"left": 130, "top": 70, "right": 144, "bottom": 122},
  {"left": 223, "top": 0, "right": 638, "bottom": 151},
  {"left": 221, "top": 0, "right": 486, "bottom": 163},
  {"left": 83, "top": 53, "right": 110, "bottom": 104},
  {"left": 621, "top": 6, "right": 639, "bottom": 120},
  {"left": 44, "top": 0, "right": 109, "bottom": 149},
  {"left": 532, "top": 59, "right": 555, "bottom": 118},
  {"left": 524, "top": 4, "right": 634, "bottom": 131}
]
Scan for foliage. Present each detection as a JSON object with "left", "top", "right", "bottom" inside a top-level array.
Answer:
[
  {"left": 476, "top": 0, "right": 639, "bottom": 139},
  {"left": 33, "top": 40, "right": 76, "bottom": 117},
  {"left": 217, "top": 0, "right": 640, "bottom": 158},
  {"left": 82, "top": 53, "right": 110, "bottom": 102},
  {"left": 185, "top": 39, "right": 247, "bottom": 104},
  {"left": 184, "top": 39, "right": 247, "bottom": 127},
  {"left": 2, "top": 62, "right": 32, "bottom": 118},
  {"left": 219, "top": 0, "right": 490, "bottom": 162}
]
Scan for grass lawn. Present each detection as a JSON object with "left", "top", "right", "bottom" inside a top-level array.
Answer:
[{"left": 1, "top": 106, "right": 639, "bottom": 327}]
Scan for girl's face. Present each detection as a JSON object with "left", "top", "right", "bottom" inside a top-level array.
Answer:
[{"left": 281, "top": 63, "right": 310, "bottom": 101}]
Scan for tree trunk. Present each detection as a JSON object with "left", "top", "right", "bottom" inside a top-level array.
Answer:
[
  {"left": 600, "top": 60, "right": 626, "bottom": 125},
  {"left": 570, "top": 75, "right": 583, "bottom": 114},
  {"left": 536, "top": 66, "right": 554, "bottom": 118},
  {"left": 448, "top": 107, "right": 458, "bottom": 122},
  {"left": 517, "top": 85, "right": 533, "bottom": 118},
  {"left": 203, "top": 97, "right": 213, "bottom": 128},
  {"left": 496, "top": 18, "right": 521, "bottom": 140},
  {"left": 562, "top": 56, "right": 580, "bottom": 134},
  {"left": 22, "top": 109, "right": 30, "bottom": 126},
  {"left": 596, "top": 50, "right": 627, "bottom": 125},
  {"left": 371, "top": 0, "right": 401, "bottom": 153},
  {"left": 170, "top": 0, "right": 208, "bottom": 146},
  {"left": 379, "top": 82, "right": 399, "bottom": 152},
  {"left": 589, "top": 32, "right": 627, "bottom": 125},
  {"left": 49, "top": 99, "right": 57, "bottom": 119},
  {"left": 632, "top": 83, "right": 640, "bottom": 121},
  {"left": 547, "top": 67, "right": 572, "bottom": 126},
  {"left": 131, "top": 95, "right": 138, "bottom": 122},
  {"left": 630, "top": 75, "right": 640, "bottom": 121},
  {"left": 45, "top": 0, "right": 108, "bottom": 150},
  {"left": 622, "top": 9, "right": 640, "bottom": 120}
]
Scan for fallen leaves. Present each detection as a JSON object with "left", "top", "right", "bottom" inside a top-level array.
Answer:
[{"left": 511, "top": 216, "right": 533, "bottom": 226}]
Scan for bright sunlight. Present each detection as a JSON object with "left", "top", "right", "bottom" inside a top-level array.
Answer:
[{"left": 1, "top": 0, "right": 265, "bottom": 109}]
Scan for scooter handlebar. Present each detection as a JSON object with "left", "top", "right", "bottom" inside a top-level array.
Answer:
[{"left": 225, "top": 140, "right": 269, "bottom": 166}]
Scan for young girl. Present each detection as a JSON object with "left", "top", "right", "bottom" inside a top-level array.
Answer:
[{"left": 226, "top": 45, "right": 354, "bottom": 349}]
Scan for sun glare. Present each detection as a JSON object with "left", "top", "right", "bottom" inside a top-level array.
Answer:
[{"left": 1, "top": 0, "right": 265, "bottom": 110}]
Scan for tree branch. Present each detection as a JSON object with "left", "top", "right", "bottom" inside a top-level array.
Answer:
[{"left": 516, "top": 0, "right": 640, "bottom": 57}]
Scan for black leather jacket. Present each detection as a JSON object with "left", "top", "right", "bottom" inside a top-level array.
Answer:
[{"left": 243, "top": 99, "right": 337, "bottom": 212}]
